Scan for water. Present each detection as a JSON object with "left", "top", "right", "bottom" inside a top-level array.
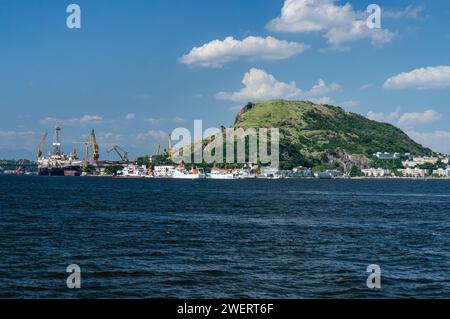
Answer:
[{"left": 1, "top": 175, "right": 450, "bottom": 298}]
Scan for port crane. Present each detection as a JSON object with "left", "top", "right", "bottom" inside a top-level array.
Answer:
[
  {"left": 107, "top": 145, "right": 129, "bottom": 163},
  {"left": 90, "top": 129, "right": 99, "bottom": 165},
  {"left": 37, "top": 132, "right": 48, "bottom": 158},
  {"left": 72, "top": 141, "right": 90, "bottom": 167},
  {"left": 154, "top": 143, "right": 161, "bottom": 156}
]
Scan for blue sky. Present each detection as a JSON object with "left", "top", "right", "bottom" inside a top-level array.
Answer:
[{"left": 1, "top": 0, "right": 450, "bottom": 159}]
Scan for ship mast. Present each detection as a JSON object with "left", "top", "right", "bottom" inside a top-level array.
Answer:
[{"left": 52, "top": 123, "right": 62, "bottom": 156}]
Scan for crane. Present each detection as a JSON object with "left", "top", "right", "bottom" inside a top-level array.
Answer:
[
  {"left": 73, "top": 141, "right": 89, "bottom": 167},
  {"left": 107, "top": 145, "right": 129, "bottom": 162},
  {"left": 168, "top": 134, "right": 173, "bottom": 161},
  {"left": 90, "top": 129, "right": 99, "bottom": 165},
  {"left": 37, "top": 132, "right": 48, "bottom": 158}
]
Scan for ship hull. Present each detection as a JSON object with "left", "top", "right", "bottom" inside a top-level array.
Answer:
[{"left": 38, "top": 167, "right": 65, "bottom": 176}]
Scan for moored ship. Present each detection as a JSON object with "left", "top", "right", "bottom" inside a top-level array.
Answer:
[{"left": 37, "top": 124, "right": 83, "bottom": 176}]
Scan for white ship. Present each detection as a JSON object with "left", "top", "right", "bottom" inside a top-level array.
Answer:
[
  {"left": 209, "top": 167, "right": 236, "bottom": 179},
  {"left": 172, "top": 162, "right": 206, "bottom": 179},
  {"left": 116, "top": 164, "right": 152, "bottom": 178}
]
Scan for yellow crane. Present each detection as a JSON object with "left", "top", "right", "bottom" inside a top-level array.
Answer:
[
  {"left": 168, "top": 134, "right": 173, "bottom": 161},
  {"left": 37, "top": 132, "right": 48, "bottom": 158},
  {"left": 90, "top": 129, "right": 99, "bottom": 165},
  {"left": 73, "top": 141, "right": 89, "bottom": 167}
]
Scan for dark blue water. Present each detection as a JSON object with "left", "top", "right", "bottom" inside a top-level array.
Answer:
[{"left": 1, "top": 175, "right": 449, "bottom": 298}]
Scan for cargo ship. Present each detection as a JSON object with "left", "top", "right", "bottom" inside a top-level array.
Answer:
[{"left": 38, "top": 124, "right": 83, "bottom": 176}]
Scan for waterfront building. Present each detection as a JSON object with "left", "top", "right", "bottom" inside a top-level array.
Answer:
[
  {"left": 361, "top": 168, "right": 391, "bottom": 177},
  {"left": 432, "top": 168, "right": 450, "bottom": 177},
  {"left": 374, "top": 152, "right": 400, "bottom": 160},
  {"left": 398, "top": 168, "right": 429, "bottom": 178},
  {"left": 402, "top": 156, "right": 439, "bottom": 168}
]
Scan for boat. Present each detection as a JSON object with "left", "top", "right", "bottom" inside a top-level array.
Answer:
[
  {"left": 209, "top": 167, "right": 235, "bottom": 179},
  {"left": 38, "top": 124, "right": 82, "bottom": 176},
  {"left": 172, "top": 161, "right": 206, "bottom": 179},
  {"left": 116, "top": 164, "right": 152, "bottom": 178}
]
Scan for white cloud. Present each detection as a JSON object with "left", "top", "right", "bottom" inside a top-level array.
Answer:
[
  {"left": 216, "top": 68, "right": 340, "bottom": 103},
  {"left": 172, "top": 117, "right": 186, "bottom": 124},
  {"left": 179, "top": 36, "right": 309, "bottom": 68},
  {"left": 144, "top": 117, "right": 185, "bottom": 125},
  {"left": 267, "top": 0, "right": 395, "bottom": 47},
  {"left": 303, "top": 78, "right": 341, "bottom": 98},
  {"left": 0, "top": 130, "right": 35, "bottom": 138},
  {"left": 367, "top": 108, "right": 443, "bottom": 127},
  {"left": 407, "top": 131, "right": 450, "bottom": 154},
  {"left": 384, "top": 5, "right": 424, "bottom": 19},
  {"left": 40, "top": 115, "right": 103, "bottom": 126},
  {"left": 326, "top": 20, "right": 394, "bottom": 47},
  {"left": 384, "top": 66, "right": 450, "bottom": 90},
  {"left": 125, "top": 113, "right": 135, "bottom": 120},
  {"left": 367, "top": 107, "right": 401, "bottom": 123},
  {"left": 339, "top": 100, "right": 360, "bottom": 108},
  {"left": 216, "top": 68, "right": 301, "bottom": 102},
  {"left": 136, "top": 130, "right": 168, "bottom": 141},
  {"left": 398, "top": 110, "right": 443, "bottom": 125}
]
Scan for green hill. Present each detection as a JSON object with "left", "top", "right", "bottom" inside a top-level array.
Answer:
[{"left": 232, "top": 100, "right": 432, "bottom": 170}]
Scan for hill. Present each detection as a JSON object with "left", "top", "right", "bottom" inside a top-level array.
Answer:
[{"left": 232, "top": 100, "right": 432, "bottom": 170}]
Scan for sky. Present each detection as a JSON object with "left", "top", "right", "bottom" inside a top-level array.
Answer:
[{"left": 1, "top": 0, "right": 450, "bottom": 160}]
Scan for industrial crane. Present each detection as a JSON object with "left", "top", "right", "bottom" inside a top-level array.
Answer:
[
  {"left": 72, "top": 141, "right": 89, "bottom": 167},
  {"left": 168, "top": 134, "right": 173, "bottom": 161},
  {"left": 90, "top": 129, "right": 99, "bottom": 165},
  {"left": 107, "top": 145, "right": 129, "bottom": 163},
  {"left": 37, "top": 132, "right": 48, "bottom": 158}
]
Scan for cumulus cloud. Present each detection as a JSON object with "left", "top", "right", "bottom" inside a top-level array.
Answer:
[
  {"left": 367, "top": 107, "right": 401, "bottom": 123},
  {"left": 406, "top": 131, "right": 450, "bottom": 154},
  {"left": 384, "top": 66, "right": 450, "bottom": 90},
  {"left": 303, "top": 78, "right": 341, "bottom": 98},
  {"left": 40, "top": 115, "right": 103, "bottom": 126},
  {"left": 216, "top": 68, "right": 340, "bottom": 103},
  {"left": 267, "top": 0, "right": 394, "bottom": 48},
  {"left": 367, "top": 108, "right": 442, "bottom": 126},
  {"left": 398, "top": 110, "right": 443, "bottom": 125},
  {"left": 215, "top": 68, "right": 301, "bottom": 101},
  {"left": 125, "top": 113, "right": 135, "bottom": 120},
  {"left": 339, "top": 100, "right": 360, "bottom": 108},
  {"left": 0, "top": 131, "right": 35, "bottom": 138},
  {"left": 144, "top": 117, "right": 185, "bottom": 125},
  {"left": 179, "top": 36, "right": 309, "bottom": 68},
  {"left": 136, "top": 130, "right": 168, "bottom": 141},
  {"left": 384, "top": 5, "right": 424, "bottom": 19}
]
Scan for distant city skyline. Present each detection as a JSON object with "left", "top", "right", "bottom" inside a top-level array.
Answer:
[{"left": 1, "top": 0, "right": 450, "bottom": 159}]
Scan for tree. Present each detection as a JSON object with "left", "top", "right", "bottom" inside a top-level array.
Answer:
[{"left": 349, "top": 166, "right": 363, "bottom": 177}]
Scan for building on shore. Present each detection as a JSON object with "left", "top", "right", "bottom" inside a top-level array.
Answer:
[
  {"left": 398, "top": 168, "right": 429, "bottom": 178},
  {"left": 374, "top": 152, "right": 400, "bottom": 160},
  {"left": 402, "top": 156, "right": 439, "bottom": 168},
  {"left": 432, "top": 168, "right": 450, "bottom": 177},
  {"left": 361, "top": 168, "right": 391, "bottom": 177}
]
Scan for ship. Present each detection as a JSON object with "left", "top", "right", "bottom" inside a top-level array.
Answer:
[
  {"left": 38, "top": 124, "right": 83, "bottom": 176},
  {"left": 172, "top": 161, "right": 206, "bottom": 179}
]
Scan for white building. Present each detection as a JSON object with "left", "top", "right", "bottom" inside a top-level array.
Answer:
[
  {"left": 402, "top": 156, "right": 439, "bottom": 168},
  {"left": 153, "top": 165, "right": 176, "bottom": 177},
  {"left": 361, "top": 168, "right": 391, "bottom": 177},
  {"left": 399, "top": 168, "right": 429, "bottom": 178},
  {"left": 432, "top": 168, "right": 450, "bottom": 177},
  {"left": 374, "top": 152, "right": 399, "bottom": 160}
]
